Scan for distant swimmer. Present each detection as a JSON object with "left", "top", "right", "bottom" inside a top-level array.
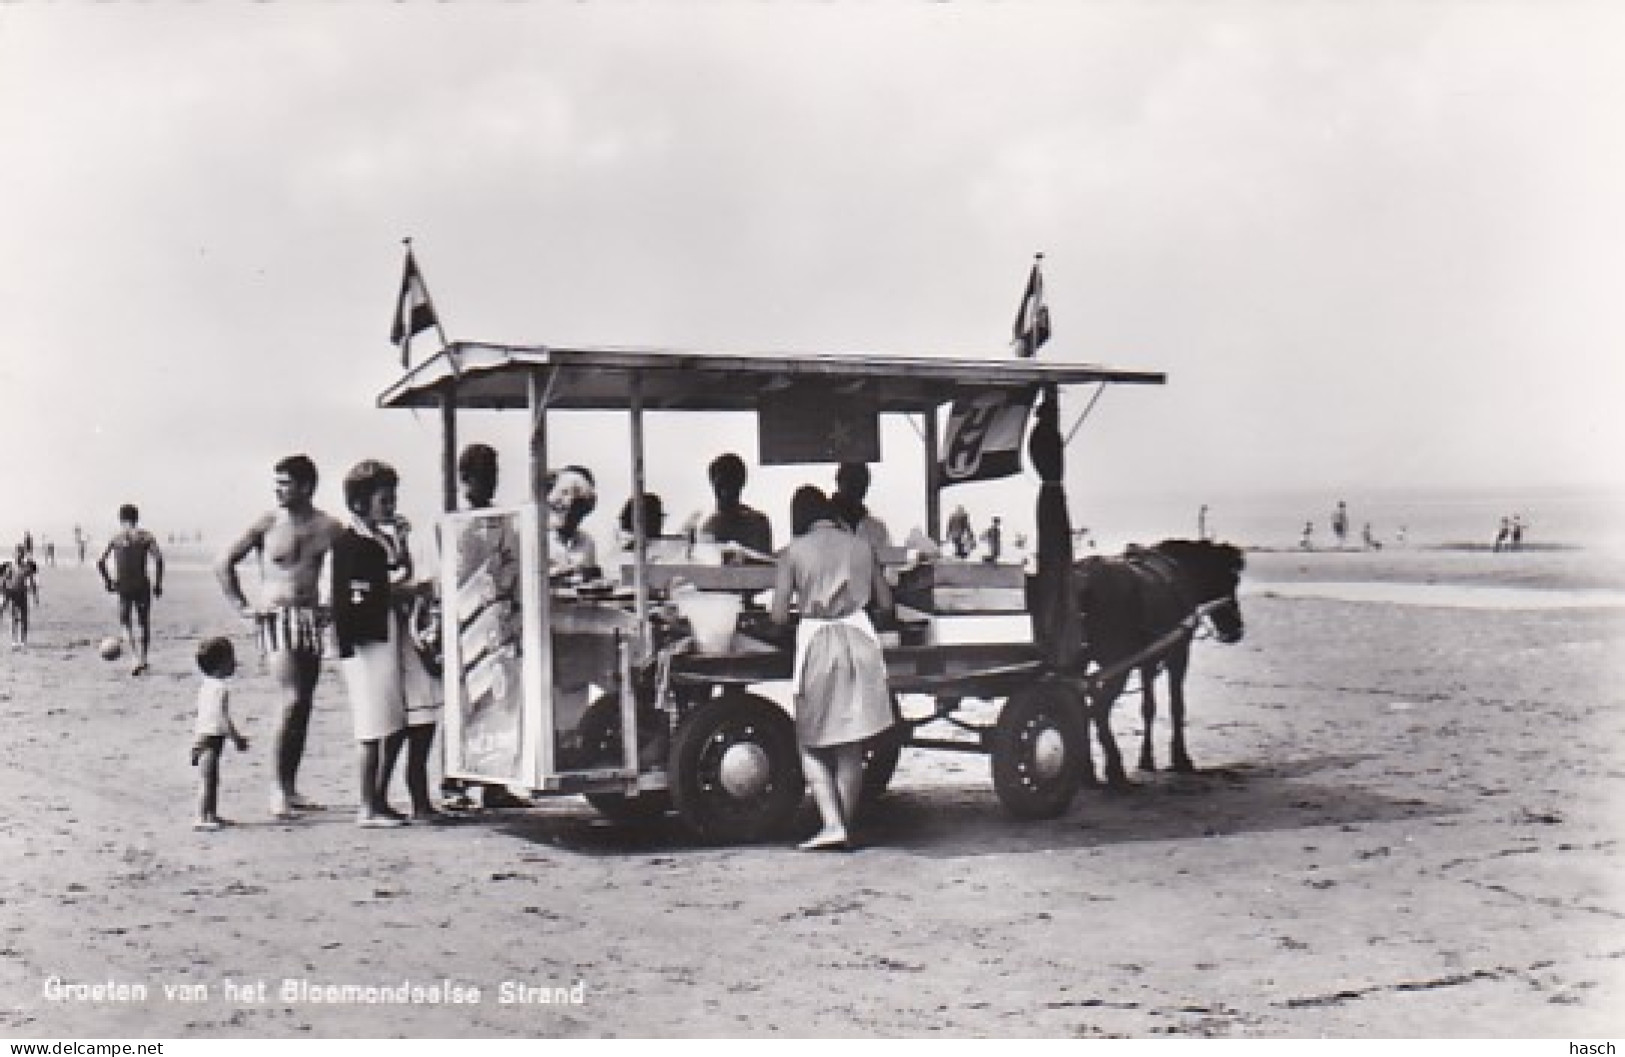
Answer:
[
  {"left": 981, "top": 516, "right": 1004, "bottom": 563},
  {"left": 216, "top": 454, "right": 345, "bottom": 820},
  {"left": 1331, "top": 501, "right": 1349, "bottom": 550},
  {"left": 97, "top": 504, "right": 165, "bottom": 676},
  {"left": 946, "top": 505, "right": 976, "bottom": 560}
]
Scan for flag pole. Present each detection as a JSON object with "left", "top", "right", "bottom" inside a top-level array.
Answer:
[
  {"left": 1030, "top": 251, "right": 1043, "bottom": 358},
  {"left": 399, "top": 238, "right": 458, "bottom": 510},
  {"left": 402, "top": 237, "right": 451, "bottom": 349},
  {"left": 1014, "top": 251, "right": 1043, "bottom": 358}
]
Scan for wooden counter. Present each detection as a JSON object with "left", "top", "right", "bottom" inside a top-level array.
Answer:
[{"left": 625, "top": 562, "right": 779, "bottom": 593}]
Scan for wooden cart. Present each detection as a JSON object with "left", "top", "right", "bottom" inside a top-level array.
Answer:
[{"left": 378, "top": 343, "right": 1163, "bottom": 842}]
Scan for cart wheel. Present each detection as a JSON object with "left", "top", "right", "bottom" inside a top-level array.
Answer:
[
  {"left": 860, "top": 696, "right": 907, "bottom": 803},
  {"left": 991, "top": 681, "right": 1087, "bottom": 820},
  {"left": 670, "top": 691, "right": 804, "bottom": 844},
  {"left": 578, "top": 696, "right": 672, "bottom": 822}
]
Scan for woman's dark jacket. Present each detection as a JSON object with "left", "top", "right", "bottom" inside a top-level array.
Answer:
[{"left": 330, "top": 529, "right": 392, "bottom": 659}]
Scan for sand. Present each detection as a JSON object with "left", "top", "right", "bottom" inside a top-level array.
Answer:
[{"left": 1, "top": 547, "right": 1620, "bottom": 1038}]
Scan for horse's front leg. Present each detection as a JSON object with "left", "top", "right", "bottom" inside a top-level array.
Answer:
[
  {"left": 1073, "top": 686, "right": 1098, "bottom": 787},
  {"left": 1138, "top": 664, "right": 1158, "bottom": 772},
  {"left": 1167, "top": 646, "right": 1195, "bottom": 772},
  {"left": 1089, "top": 673, "right": 1131, "bottom": 788}
]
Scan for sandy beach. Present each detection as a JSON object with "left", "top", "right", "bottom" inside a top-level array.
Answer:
[{"left": 1, "top": 545, "right": 1620, "bottom": 1038}]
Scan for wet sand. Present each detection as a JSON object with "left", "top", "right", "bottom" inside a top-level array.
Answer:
[{"left": 1, "top": 547, "right": 1620, "bottom": 1038}]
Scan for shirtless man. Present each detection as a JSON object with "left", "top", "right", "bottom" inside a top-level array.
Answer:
[
  {"left": 216, "top": 454, "right": 345, "bottom": 819},
  {"left": 97, "top": 504, "right": 164, "bottom": 675}
]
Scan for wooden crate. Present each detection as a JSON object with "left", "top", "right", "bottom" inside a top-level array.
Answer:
[{"left": 895, "top": 561, "right": 1029, "bottom": 615}]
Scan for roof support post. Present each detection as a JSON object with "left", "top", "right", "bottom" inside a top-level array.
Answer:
[
  {"left": 528, "top": 368, "right": 556, "bottom": 780},
  {"left": 924, "top": 406, "right": 942, "bottom": 543},
  {"left": 439, "top": 381, "right": 459, "bottom": 514},
  {"left": 628, "top": 371, "right": 650, "bottom": 658},
  {"left": 529, "top": 369, "right": 554, "bottom": 513}
]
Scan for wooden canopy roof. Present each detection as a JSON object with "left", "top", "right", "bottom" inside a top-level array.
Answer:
[{"left": 377, "top": 342, "right": 1166, "bottom": 414}]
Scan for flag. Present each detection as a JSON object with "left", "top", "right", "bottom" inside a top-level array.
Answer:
[
  {"left": 938, "top": 388, "right": 1035, "bottom": 486},
  {"left": 1011, "top": 258, "right": 1050, "bottom": 358},
  {"left": 936, "top": 258, "right": 1052, "bottom": 485},
  {"left": 390, "top": 248, "right": 439, "bottom": 366}
]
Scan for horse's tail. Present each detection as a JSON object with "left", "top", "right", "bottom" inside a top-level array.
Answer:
[
  {"left": 1073, "top": 554, "right": 1168, "bottom": 653},
  {"left": 1072, "top": 556, "right": 1129, "bottom": 654},
  {"left": 1072, "top": 556, "right": 1106, "bottom": 616}
]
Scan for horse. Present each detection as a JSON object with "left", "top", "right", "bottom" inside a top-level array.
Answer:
[{"left": 1073, "top": 539, "right": 1246, "bottom": 787}]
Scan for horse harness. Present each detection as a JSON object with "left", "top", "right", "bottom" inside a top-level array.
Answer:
[{"left": 1077, "top": 547, "right": 1204, "bottom": 689}]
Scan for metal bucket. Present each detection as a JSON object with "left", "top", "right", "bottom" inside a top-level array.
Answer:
[{"left": 674, "top": 591, "right": 742, "bottom": 655}]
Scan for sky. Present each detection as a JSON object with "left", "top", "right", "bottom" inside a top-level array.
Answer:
[{"left": 2, "top": 2, "right": 1622, "bottom": 553}]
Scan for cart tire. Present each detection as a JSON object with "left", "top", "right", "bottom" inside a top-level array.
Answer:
[
  {"left": 860, "top": 719, "right": 906, "bottom": 805},
  {"left": 578, "top": 696, "right": 673, "bottom": 822},
  {"left": 575, "top": 694, "right": 628, "bottom": 770},
  {"left": 670, "top": 691, "right": 804, "bottom": 844},
  {"left": 991, "top": 681, "right": 1087, "bottom": 820}
]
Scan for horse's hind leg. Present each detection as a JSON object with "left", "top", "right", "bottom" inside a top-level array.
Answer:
[
  {"left": 1167, "top": 646, "right": 1195, "bottom": 773},
  {"left": 1090, "top": 674, "right": 1131, "bottom": 788},
  {"left": 1138, "top": 665, "right": 1158, "bottom": 772}
]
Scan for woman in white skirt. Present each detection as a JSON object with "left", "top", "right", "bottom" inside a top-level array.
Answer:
[
  {"left": 770, "top": 485, "right": 894, "bottom": 850},
  {"left": 330, "top": 460, "right": 414, "bottom": 828}
]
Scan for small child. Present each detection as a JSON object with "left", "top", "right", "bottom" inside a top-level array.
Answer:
[{"left": 192, "top": 636, "right": 249, "bottom": 831}]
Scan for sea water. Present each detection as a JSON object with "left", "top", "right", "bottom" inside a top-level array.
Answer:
[
  {"left": 1067, "top": 484, "right": 1625, "bottom": 556},
  {"left": 1250, "top": 581, "right": 1625, "bottom": 610}
]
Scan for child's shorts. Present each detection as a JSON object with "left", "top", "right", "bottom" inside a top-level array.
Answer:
[{"left": 191, "top": 735, "right": 225, "bottom": 766}]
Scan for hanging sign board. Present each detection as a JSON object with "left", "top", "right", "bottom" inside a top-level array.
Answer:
[
  {"left": 440, "top": 504, "right": 542, "bottom": 786},
  {"left": 758, "top": 383, "right": 880, "bottom": 465}
]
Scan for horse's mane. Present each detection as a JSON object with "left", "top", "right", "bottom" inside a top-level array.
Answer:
[
  {"left": 1076, "top": 539, "right": 1245, "bottom": 575},
  {"left": 1153, "top": 538, "right": 1246, "bottom": 574}
]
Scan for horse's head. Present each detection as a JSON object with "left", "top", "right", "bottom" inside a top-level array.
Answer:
[{"left": 1156, "top": 539, "right": 1246, "bottom": 644}]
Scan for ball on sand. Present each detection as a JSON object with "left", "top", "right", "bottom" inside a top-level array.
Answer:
[{"left": 98, "top": 637, "right": 123, "bottom": 661}]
